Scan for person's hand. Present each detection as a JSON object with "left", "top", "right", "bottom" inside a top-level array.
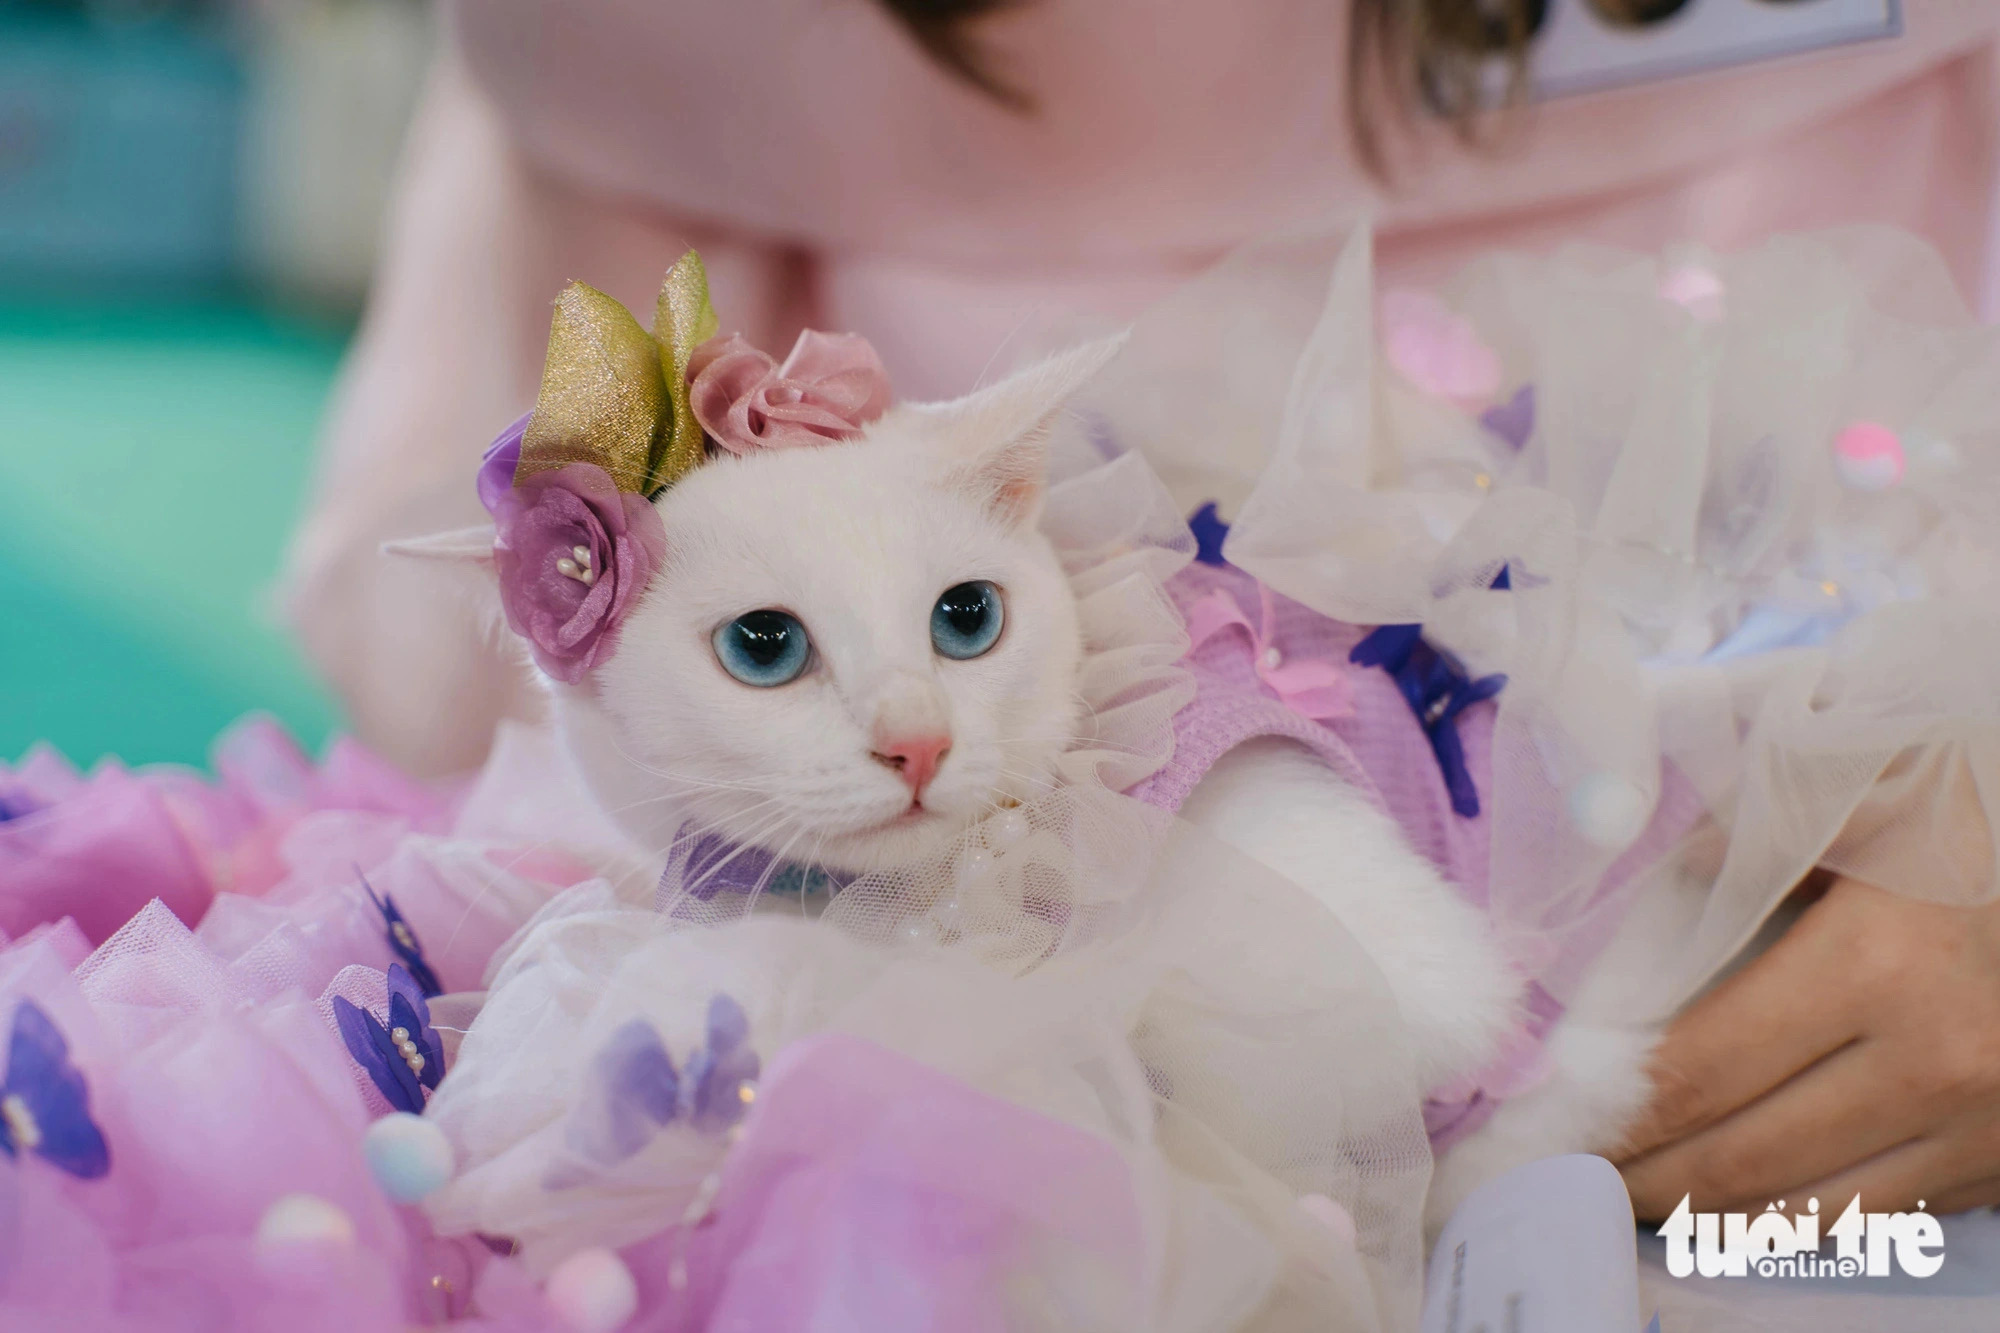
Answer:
[{"left": 1616, "top": 874, "right": 2000, "bottom": 1220}]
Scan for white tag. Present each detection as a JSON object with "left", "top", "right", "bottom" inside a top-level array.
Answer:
[{"left": 1422, "top": 1154, "right": 1645, "bottom": 1333}]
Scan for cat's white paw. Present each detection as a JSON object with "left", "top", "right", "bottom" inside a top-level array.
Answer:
[
  {"left": 1178, "top": 737, "right": 1523, "bottom": 1091},
  {"left": 1427, "top": 1017, "right": 1659, "bottom": 1234}
]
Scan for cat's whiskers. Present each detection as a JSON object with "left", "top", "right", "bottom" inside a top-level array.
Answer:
[
  {"left": 798, "top": 830, "right": 830, "bottom": 918},
  {"left": 670, "top": 808, "right": 803, "bottom": 901},
  {"left": 426, "top": 791, "right": 738, "bottom": 963},
  {"left": 607, "top": 733, "right": 776, "bottom": 797},
  {"left": 993, "top": 766, "right": 1062, "bottom": 801},
  {"left": 746, "top": 822, "right": 815, "bottom": 913}
]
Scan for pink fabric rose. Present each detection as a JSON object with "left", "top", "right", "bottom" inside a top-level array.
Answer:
[
  {"left": 490, "top": 462, "right": 667, "bottom": 684},
  {"left": 687, "top": 330, "right": 893, "bottom": 454}
]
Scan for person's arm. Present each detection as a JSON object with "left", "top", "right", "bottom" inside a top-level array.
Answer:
[{"left": 284, "top": 57, "right": 792, "bottom": 775}]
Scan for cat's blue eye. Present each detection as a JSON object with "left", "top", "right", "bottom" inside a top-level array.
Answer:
[
  {"left": 931, "top": 581, "right": 1004, "bottom": 661},
  {"left": 713, "top": 610, "right": 811, "bottom": 687}
]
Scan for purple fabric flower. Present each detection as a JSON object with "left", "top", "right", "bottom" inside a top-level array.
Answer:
[
  {"left": 332, "top": 964, "right": 444, "bottom": 1114},
  {"left": 1188, "top": 501, "right": 1231, "bottom": 568},
  {"left": 485, "top": 459, "right": 667, "bottom": 685},
  {"left": 1350, "top": 626, "right": 1505, "bottom": 819},
  {"left": 0, "top": 1001, "right": 110, "bottom": 1179},
  {"left": 360, "top": 866, "right": 442, "bottom": 999},
  {"left": 476, "top": 414, "right": 531, "bottom": 515}
]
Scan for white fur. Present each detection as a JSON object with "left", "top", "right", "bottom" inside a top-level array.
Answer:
[
  {"left": 1422, "top": 858, "right": 1717, "bottom": 1229},
  {"left": 1177, "top": 738, "right": 1522, "bottom": 1093}
]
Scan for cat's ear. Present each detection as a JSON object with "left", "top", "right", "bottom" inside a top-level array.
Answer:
[
  {"left": 917, "top": 333, "right": 1129, "bottom": 528},
  {"left": 381, "top": 525, "right": 504, "bottom": 625},
  {"left": 382, "top": 526, "right": 497, "bottom": 566}
]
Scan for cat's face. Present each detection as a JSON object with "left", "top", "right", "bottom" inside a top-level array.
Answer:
[{"left": 552, "top": 343, "right": 1114, "bottom": 876}]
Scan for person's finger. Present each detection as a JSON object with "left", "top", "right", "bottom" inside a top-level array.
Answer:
[
  {"left": 1619, "top": 1039, "right": 1920, "bottom": 1217},
  {"left": 1785, "top": 1137, "right": 1965, "bottom": 1219},
  {"left": 1616, "top": 908, "right": 1862, "bottom": 1160},
  {"left": 1924, "top": 1174, "right": 2000, "bottom": 1217}
]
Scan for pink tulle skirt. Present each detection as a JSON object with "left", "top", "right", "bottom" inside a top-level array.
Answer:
[{"left": 0, "top": 719, "right": 1244, "bottom": 1332}]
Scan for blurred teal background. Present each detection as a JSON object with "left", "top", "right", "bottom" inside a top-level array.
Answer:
[
  {"left": 2, "top": 0, "right": 428, "bottom": 770},
  {"left": 0, "top": 300, "right": 348, "bottom": 767}
]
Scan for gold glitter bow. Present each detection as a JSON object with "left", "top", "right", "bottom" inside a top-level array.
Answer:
[{"left": 514, "top": 250, "right": 719, "bottom": 498}]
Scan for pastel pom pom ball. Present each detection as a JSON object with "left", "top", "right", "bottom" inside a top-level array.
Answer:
[
  {"left": 362, "top": 1111, "right": 456, "bottom": 1203},
  {"left": 1568, "top": 773, "right": 1651, "bottom": 849},
  {"left": 255, "top": 1193, "right": 357, "bottom": 1250},
  {"left": 1657, "top": 264, "right": 1726, "bottom": 321},
  {"left": 1380, "top": 289, "right": 1503, "bottom": 408},
  {"left": 1832, "top": 422, "right": 1905, "bottom": 492},
  {"left": 546, "top": 1247, "right": 640, "bottom": 1333}
]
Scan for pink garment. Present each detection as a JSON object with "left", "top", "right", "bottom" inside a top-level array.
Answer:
[
  {"left": 290, "top": 0, "right": 2000, "bottom": 774},
  {"left": 1128, "top": 563, "right": 1687, "bottom": 1149}
]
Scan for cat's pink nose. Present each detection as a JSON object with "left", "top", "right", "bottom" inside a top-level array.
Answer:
[{"left": 871, "top": 733, "right": 951, "bottom": 799}]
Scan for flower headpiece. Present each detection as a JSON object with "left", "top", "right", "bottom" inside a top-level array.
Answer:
[{"left": 468, "top": 252, "right": 893, "bottom": 682}]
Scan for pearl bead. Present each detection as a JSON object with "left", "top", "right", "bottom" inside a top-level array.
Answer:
[
  {"left": 1296, "top": 1193, "right": 1357, "bottom": 1247},
  {"left": 556, "top": 558, "right": 581, "bottom": 578},
  {"left": 1259, "top": 646, "right": 1283, "bottom": 671},
  {"left": 1, "top": 1093, "right": 41, "bottom": 1151},
  {"left": 255, "top": 1193, "right": 356, "bottom": 1250},
  {"left": 1567, "top": 773, "right": 1651, "bottom": 850},
  {"left": 391, "top": 1027, "right": 408, "bottom": 1042},
  {"left": 571, "top": 545, "right": 591, "bottom": 565},
  {"left": 545, "top": 1248, "right": 639, "bottom": 1333},
  {"left": 955, "top": 847, "right": 995, "bottom": 893},
  {"left": 988, "top": 809, "right": 1031, "bottom": 850}
]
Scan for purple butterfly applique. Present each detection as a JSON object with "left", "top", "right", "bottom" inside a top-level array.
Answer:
[
  {"left": 358, "top": 866, "right": 443, "bottom": 999},
  {"left": 564, "top": 995, "right": 760, "bottom": 1169},
  {"left": 333, "top": 964, "right": 444, "bottom": 1114},
  {"left": 0, "top": 1002, "right": 110, "bottom": 1179},
  {"left": 1479, "top": 384, "right": 1535, "bottom": 453}
]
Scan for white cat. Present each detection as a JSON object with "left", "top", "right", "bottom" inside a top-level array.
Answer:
[{"left": 412, "top": 338, "right": 1653, "bottom": 1224}]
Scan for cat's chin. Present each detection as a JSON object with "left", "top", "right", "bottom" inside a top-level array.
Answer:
[{"left": 807, "top": 805, "right": 980, "bottom": 877}]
